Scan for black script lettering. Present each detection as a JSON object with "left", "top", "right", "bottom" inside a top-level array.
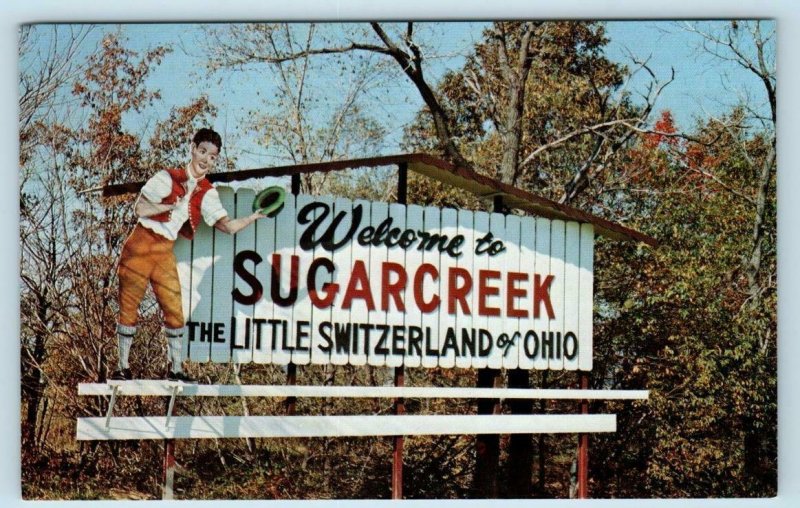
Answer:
[{"left": 297, "top": 202, "right": 362, "bottom": 252}]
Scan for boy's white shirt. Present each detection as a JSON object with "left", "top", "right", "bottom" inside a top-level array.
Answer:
[{"left": 137, "top": 164, "right": 227, "bottom": 241}]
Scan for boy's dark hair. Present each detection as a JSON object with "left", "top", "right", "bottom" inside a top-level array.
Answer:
[{"left": 193, "top": 128, "right": 222, "bottom": 150}]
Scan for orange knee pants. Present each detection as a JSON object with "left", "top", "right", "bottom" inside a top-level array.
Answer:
[{"left": 117, "top": 224, "right": 184, "bottom": 329}]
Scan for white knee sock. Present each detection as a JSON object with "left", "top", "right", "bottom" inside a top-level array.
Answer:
[
  {"left": 165, "top": 327, "right": 185, "bottom": 373},
  {"left": 117, "top": 323, "right": 137, "bottom": 370}
]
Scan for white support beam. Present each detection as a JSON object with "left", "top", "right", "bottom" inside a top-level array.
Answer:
[
  {"left": 77, "top": 414, "right": 617, "bottom": 441},
  {"left": 78, "top": 382, "right": 649, "bottom": 400}
]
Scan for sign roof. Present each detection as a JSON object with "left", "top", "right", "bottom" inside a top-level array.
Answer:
[{"left": 102, "top": 153, "right": 657, "bottom": 247}]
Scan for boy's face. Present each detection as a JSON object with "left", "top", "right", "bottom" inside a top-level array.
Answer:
[{"left": 189, "top": 141, "right": 219, "bottom": 179}]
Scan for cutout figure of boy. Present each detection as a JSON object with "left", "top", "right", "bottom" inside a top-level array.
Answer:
[{"left": 111, "top": 128, "right": 266, "bottom": 382}]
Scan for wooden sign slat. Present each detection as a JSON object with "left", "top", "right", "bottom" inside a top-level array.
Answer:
[
  {"left": 329, "top": 197, "right": 353, "bottom": 366},
  {"left": 210, "top": 187, "right": 235, "bottom": 363},
  {"left": 533, "top": 217, "right": 551, "bottom": 371},
  {"left": 564, "top": 222, "right": 581, "bottom": 371},
  {"left": 232, "top": 189, "right": 256, "bottom": 364},
  {"left": 486, "top": 211, "right": 506, "bottom": 370},
  {"left": 270, "top": 194, "right": 296, "bottom": 366},
  {"left": 347, "top": 199, "right": 371, "bottom": 367},
  {"left": 291, "top": 194, "right": 314, "bottom": 366},
  {"left": 471, "top": 211, "right": 490, "bottom": 370},
  {"left": 437, "top": 207, "right": 459, "bottom": 369},
  {"left": 385, "top": 203, "right": 407, "bottom": 369},
  {"left": 402, "top": 204, "right": 424, "bottom": 368},
  {"left": 455, "top": 210, "right": 475, "bottom": 369},
  {"left": 578, "top": 224, "right": 595, "bottom": 371},
  {"left": 252, "top": 191, "right": 277, "bottom": 364},
  {"left": 517, "top": 216, "right": 537, "bottom": 370},
  {"left": 502, "top": 214, "right": 522, "bottom": 370}
]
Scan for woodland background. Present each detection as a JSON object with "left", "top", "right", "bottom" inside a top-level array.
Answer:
[{"left": 19, "top": 21, "right": 776, "bottom": 499}]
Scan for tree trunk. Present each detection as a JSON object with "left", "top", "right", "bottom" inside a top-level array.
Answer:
[
  {"left": 22, "top": 293, "right": 49, "bottom": 447},
  {"left": 745, "top": 146, "right": 775, "bottom": 310}
]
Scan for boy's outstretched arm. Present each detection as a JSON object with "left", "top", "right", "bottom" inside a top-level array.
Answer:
[{"left": 214, "top": 212, "right": 265, "bottom": 235}]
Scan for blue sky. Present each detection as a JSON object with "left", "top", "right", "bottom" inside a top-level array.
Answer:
[{"left": 25, "top": 20, "right": 774, "bottom": 169}]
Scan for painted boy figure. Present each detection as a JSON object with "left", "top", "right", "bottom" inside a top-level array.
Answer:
[{"left": 111, "top": 128, "right": 265, "bottom": 382}]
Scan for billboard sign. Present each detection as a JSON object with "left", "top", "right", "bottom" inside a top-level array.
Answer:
[{"left": 177, "top": 187, "right": 594, "bottom": 370}]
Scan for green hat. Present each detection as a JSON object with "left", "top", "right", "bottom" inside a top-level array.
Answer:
[{"left": 252, "top": 186, "right": 286, "bottom": 218}]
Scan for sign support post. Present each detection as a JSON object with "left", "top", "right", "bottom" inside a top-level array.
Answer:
[
  {"left": 392, "top": 162, "right": 408, "bottom": 500},
  {"left": 578, "top": 371, "right": 589, "bottom": 499},
  {"left": 163, "top": 397, "right": 176, "bottom": 499},
  {"left": 285, "top": 173, "right": 302, "bottom": 416}
]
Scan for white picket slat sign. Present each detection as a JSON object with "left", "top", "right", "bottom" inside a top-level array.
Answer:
[
  {"left": 77, "top": 414, "right": 617, "bottom": 441},
  {"left": 420, "top": 206, "right": 441, "bottom": 369},
  {"left": 533, "top": 217, "right": 551, "bottom": 371},
  {"left": 486, "top": 212, "right": 505, "bottom": 370},
  {"left": 231, "top": 189, "right": 256, "bottom": 363},
  {"left": 271, "top": 194, "right": 296, "bottom": 366},
  {"left": 291, "top": 194, "right": 314, "bottom": 366},
  {"left": 548, "top": 219, "right": 566, "bottom": 371},
  {"left": 176, "top": 190, "right": 596, "bottom": 371},
  {"left": 403, "top": 204, "right": 424, "bottom": 368},
  {"left": 517, "top": 216, "right": 536, "bottom": 370},
  {"left": 564, "top": 222, "right": 581, "bottom": 370},
  {"left": 348, "top": 199, "right": 371, "bottom": 366},
  {"left": 385, "top": 203, "right": 407, "bottom": 368},
  {"left": 579, "top": 224, "right": 595, "bottom": 371},
  {"left": 454, "top": 210, "right": 475, "bottom": 369},
  {"left": 437, "top": 207, "right": 458, "bottom": 369},
  {"left": 252, "top": 195, "right": 277, "bottom": 364},
  {"left": 210, "top": 187, "right": 235, "bottom": 363},
  {"left": 367, "top": 201, "right": 389, "bottom": 367},
  {"left": 329, "top": 197, "right": 353, "bottom": 366},
  {"left": 471, "top": 211, "right": 490, "bottom": 369},
  {"left": 502, "top": 215, "right": 522, "bottom": 370}
]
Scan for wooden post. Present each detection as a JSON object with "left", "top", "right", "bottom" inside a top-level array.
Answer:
[
  {"left": 392, "top": 162, "right": 408, "bottom": 500},
  {"left": 286, "top": 173, "right": 301, "bottom": 416},
  {"left": 163, "top": 398, "right": 176, "bottom": 499},
  {"left": 392, "top": 366, "right": 405, "bottom": 499},
  {"left": 578, "top": 371, "right": 590, "bottom": 499}
]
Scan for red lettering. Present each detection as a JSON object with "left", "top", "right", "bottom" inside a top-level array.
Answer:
[
  {"left": 381, "top": 262, "right": 407, "bottom": 311},
  {"left": 478, "top": 270, "right": 501, "bottom": 317},
  {"left": 534, "top": 274, "right": 555, "bottom": 319},
  {"left": 413, "top": 263, "right": 440, "bottom": 313},
  {"left": 341, "top": 260, "right": 375, "bottom": 311},
  {"left": 308, "top": 257, "right": 339, "bottom": 308},
  {"left": 507, "top": 272, "right": 528, "bottom": 318},
  {"left": 448, "top": 267, "right": 472, "bottom": 315}
]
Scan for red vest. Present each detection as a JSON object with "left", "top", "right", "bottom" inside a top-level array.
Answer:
[{"left": 149, "top": 168, "right": 214, "bottom": 240}]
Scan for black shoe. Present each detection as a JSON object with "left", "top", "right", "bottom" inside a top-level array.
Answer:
[
  {"left": 167, "top": 371, "right": 197, "bottom": 383},
  {"left": 109, "top": 368, "right": 133, "bottom": 381}
]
